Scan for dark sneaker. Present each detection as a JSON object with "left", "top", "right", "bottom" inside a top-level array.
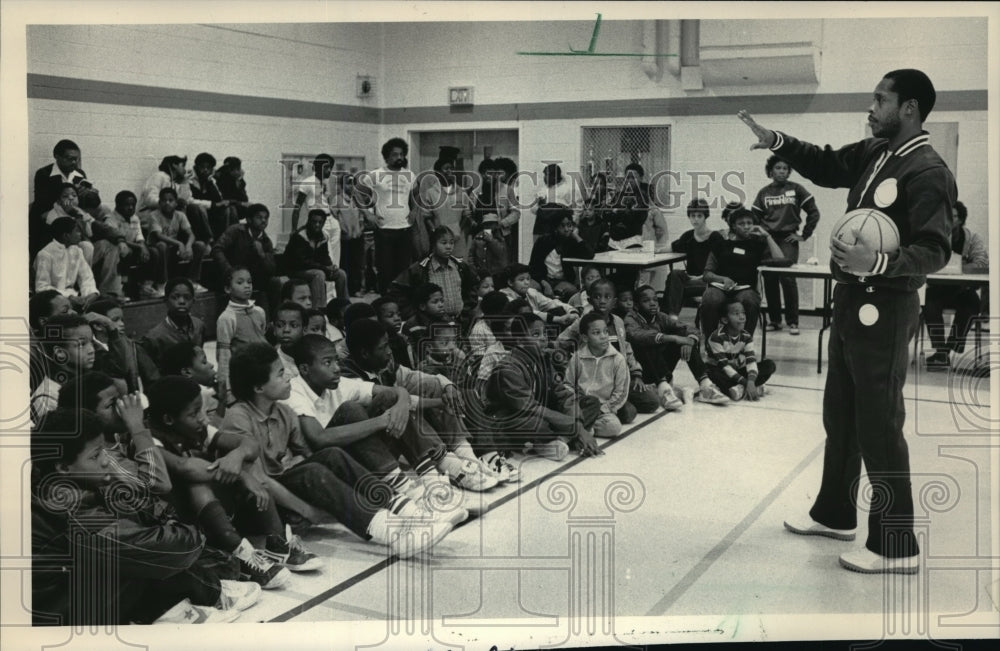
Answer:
[
  {"left": 234, "top": 539, "right": 291, "bottom": 589},
  {"left": 263, "top": 525, "right": 323, "bottom": 572},
  {"left": 926, "top": 351, "right": 950, "bottom": 371}
]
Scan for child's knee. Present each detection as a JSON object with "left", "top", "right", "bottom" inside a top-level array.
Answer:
[
  {"left": 616, "top": 401, "right": 638, "bottom": 424},
  {"left": 593, "top": 414, "right": 622, "bottom": 438},
  {"left": 332, "top": 400, "right": 372, "bottom": 426}
]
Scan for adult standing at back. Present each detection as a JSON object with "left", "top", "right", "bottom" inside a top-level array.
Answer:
[
  {"left": 419, "top": 146, "right": 473, "bottom": 260},
  {"left": 355, "top": 138, "right": 417, "bottom": 294},
  {"left": 739, "top": 68, "right": 955, "bottom": 575},
  {"left": 752, "top": 155, "right": 822, "bottom": 335},
  {"left": 31, "top": 139, "right": 93, "bottom": 257}
]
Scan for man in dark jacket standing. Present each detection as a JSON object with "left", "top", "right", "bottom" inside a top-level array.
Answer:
[{"left": 739, "top": 69, "right": 955, "bottom": 575}]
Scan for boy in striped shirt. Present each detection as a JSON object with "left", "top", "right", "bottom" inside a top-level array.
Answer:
[{"left": 705, "top": 298, "right": 776, "bottom": 401}]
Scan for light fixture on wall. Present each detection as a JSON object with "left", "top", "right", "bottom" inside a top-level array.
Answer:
[{"left": 357, "top": 75, "right": 375, "bottom": 99}]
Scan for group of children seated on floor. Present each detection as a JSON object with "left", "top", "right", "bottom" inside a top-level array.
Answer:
[{"left": 28, "top": 190, "right": 777, "bottom": 625}]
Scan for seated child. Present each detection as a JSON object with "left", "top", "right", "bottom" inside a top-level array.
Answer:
[
  {"left": 138, "top": 277, "right": 206, "bottom": 367},
  {"left": 33, "top": 216, "right": 99, "bottom": 310},
  {"left": 389, "top": 226, "right": 480, "bottom": 321},
  {"left": 568, "top": 265, "right": 601, "bottom": 311},
  {"left": 147, "top": 376, "right": 322, "bottom": 587},
  {"left": 77, "top": 190, "right": 130, "bottom": 298},
  {"left": 140, "top": 187, "right": 209, "bottom": 294},
  {"left": 32, "top": 409, "right": 257, "bottom": 625},
  {"left": 28, "top": 290, "right": 73, "bottom": 392},
  {"left": 372, "top": 296, "right": 411, "bottom": 368},
  {"left": 216, "top": 267, "right": 268, "bottom": 406},
  {"left": 467, "top": 290, "right": 510, "bottom": 359},
  {"left": 561, "top": 312, "right": 629, "bottom": 439},
  {"left": 624, "top": 285, "right": 730, "bottom": 409},
  {"left": 705, "top": 298, "right": 776, "bottom": 401},
  {"left": 555, "top": 278, "right": 660, "bottom": 420},
  {"left": 401, "top": 283, "right": 452, "bottom": 363},
  {"left": 160, "top": 341, "right": 222, "bottom": 431},
  {"left": 611, "top": 284, "right": 634, "bottom": 320},
  {"left": 43, "top": 183, "right": 96, "bottom": 263},
  {"left": 31, "top": 313, "right": 96, "bottom": 425},
  {"left": 272, "top": 301, "right": 306, "bottom": 378},
  {"left": 482, "top": 314, "right": 602, "bottom": 461},
  {"left": 304, "top": 308, "right": 328, "bottom": 336},
  {"left": 283, "top": 208, "right": 348, "bottom": 307},
  {"left": 85, "top": 297, "right": 160, "bottom": 390},
  {"left": 281, "top": 277, "right": 314, "bottom": 310},
  {"left": 226, "top": 342, "right": 456, "bottom": 557},
  {"left": 324, "top": 296, "right": 352, "bottom": 359},
  {"left": 108, "top": 190, "right": 159, "bottom": 299},
  {"left": 336, "top": 324, "right": 498, "bottom": 491},
  {"left": 417, "top": 321, "right": 469, "bottom": 385},
  {"left": 499, "top": 262, "right": 578, "bottom": 327}
]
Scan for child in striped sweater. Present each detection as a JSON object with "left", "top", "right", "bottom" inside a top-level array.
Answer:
[{"left": 705, "top": 298, "right": 776, "bottom": 401}]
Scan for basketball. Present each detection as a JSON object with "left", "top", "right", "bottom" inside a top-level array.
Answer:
[{"left": 830, "top": 208, "right": 900, "bottom": 276}]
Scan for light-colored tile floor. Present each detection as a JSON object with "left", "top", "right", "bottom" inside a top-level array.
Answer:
[{"left": 205, "top": 317, "right": 996, "bottom": 642}]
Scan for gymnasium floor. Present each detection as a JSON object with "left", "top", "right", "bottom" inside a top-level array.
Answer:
[{"left": 202, "top": 315, "right": 995, "bottom": 637}]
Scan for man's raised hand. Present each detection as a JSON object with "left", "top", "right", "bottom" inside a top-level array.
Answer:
[{"left": 737, "top": 110, "right": 776, "bottom": 151}]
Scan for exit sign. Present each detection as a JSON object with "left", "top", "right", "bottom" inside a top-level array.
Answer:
[{"left": 449, "top": 87, "right": 474, "bottom": 105}]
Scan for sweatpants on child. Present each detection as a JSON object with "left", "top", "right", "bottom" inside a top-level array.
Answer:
[{"left": 705, "top": 359, "right": 776, "bottom": 391}]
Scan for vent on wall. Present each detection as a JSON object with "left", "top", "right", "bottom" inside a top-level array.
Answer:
[{"left": 357, "top": 75, "right": 375, "bottom": 99}]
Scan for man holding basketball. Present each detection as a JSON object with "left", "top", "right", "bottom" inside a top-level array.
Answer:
[{"left": 738, "top": 69, "right": 956, "bottom": 574}]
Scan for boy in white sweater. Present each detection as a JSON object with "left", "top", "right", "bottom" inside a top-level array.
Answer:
[{"left": 561, "top": 312, "right": 629, "bottom": 439}]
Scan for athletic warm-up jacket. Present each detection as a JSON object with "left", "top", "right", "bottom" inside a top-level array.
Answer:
[{"left": 770, "top": 130, "right": 955, "bottom": 291}]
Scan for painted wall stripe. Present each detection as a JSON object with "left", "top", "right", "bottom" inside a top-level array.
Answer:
[{"left": 28, "top": 73, "right": 986, "bottom": 125}]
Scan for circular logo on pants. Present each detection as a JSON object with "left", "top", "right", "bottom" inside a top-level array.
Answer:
[{"left": 858, "top": 303, "right": 879, "bottom": 326}]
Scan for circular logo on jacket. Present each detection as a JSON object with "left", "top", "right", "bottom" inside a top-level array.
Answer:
[
  {"left": 858, "top": 303, "right": 879, "bottom": 326},
  {"left": 873, "top": 178, "right": 898, "bottom": 208}
]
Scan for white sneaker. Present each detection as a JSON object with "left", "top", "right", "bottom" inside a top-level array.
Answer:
[
  {"left": 783, "top": 514, "right": 856, "bottom": 541},
  {"left": 839, "top": 548, "right": 919, "bottom": 575},
  {"left": 694, "top": 384, "right": 729, "bottom": 406},
  {"left": 216, "top": 579, "right": 262, "bottom": 612},
  {"left": 153, "top": 598, "right": 241, "bottom": 624},
  {"left": 481, "top": 452, "right": 521, "bottom": 483},
  {"left": 727, "top": 384, "right": 745, "bottom": 401},
  {"left": 445, "top": 458, "right": 499, "bottom": 492},
  {"left": 658, "top": 383, "right": 683, "bottom": 411},
  {"left": 367, "top": 508, "right": 453, "bottom": 559},
  {"left": 415, "top": 475, "right": 471, "bottom": 526}
]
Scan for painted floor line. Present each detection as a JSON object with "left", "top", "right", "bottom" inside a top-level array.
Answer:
[
  {"left": 644, "top": 440, "right": 825, "bottom": 617},
  {"left": 269, "top": 409, "right": 674, "bottom": 622}
]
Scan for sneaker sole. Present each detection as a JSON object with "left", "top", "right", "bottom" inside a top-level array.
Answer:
[
  {"left": 694, "top": 396, "right": 729, "bottom": 406},
  {"left": 392, "top": 522, "right": 454, "bottom": 559},
  {"left": 783, "top": 520, "right": 856, "bottom": 541},
  {"left": 839, "top": 557, "right": 919, "bottom": 574},
  {"left": 285, "top": 557, "right": 324, "bottom": 572}
]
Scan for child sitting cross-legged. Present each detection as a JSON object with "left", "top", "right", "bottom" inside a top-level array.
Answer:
[
  {"left": 555, "top": 278, "right": 660, "bottom": 422},
  {"left": 228, "top": 342, "right": 456, "bottom": 557},
  {"left": 417, "top": 321, "right": 469, "bottom": 385},
  {"left": 32, "top": 408, "right": 260, "bottom": 625},
  {"left": 705, "top": 298, "right": 777, "bottom": 402},
  {"left": 624, "top": 285, "right": 730, "bottom": 409},
  {"left": 560, "top": 312, "right": 629, "bottom": 439},
  {"left": 483, "top": 315, "right": 603, "bottom": 462},
  {"left": 467, "top": 290, "right": 510, "bottom": 362},
  {"left": 147, "top": 376, "right": 322, "bottom": 588}
]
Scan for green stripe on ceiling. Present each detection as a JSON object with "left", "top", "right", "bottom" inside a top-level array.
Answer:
[{"left": 28, "top": 74, "right": 986, "bottom": 124}]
